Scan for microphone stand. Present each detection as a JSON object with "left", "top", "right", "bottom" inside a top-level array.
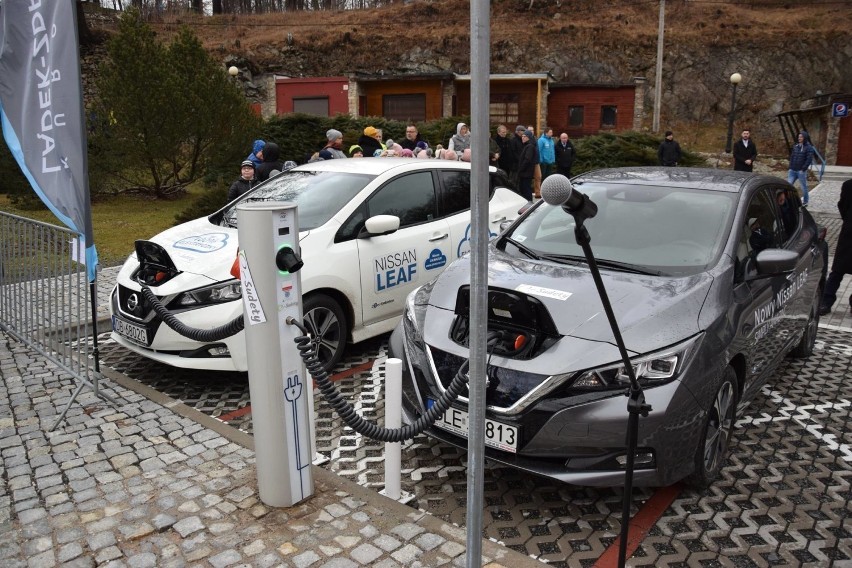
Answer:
[{"left": 569, "top": 211, "right": 651, "bottom": 568}]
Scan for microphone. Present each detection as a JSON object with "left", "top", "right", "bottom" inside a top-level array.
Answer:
[{"left": 541, "top": 174, "right": 598, "bottom": 220}]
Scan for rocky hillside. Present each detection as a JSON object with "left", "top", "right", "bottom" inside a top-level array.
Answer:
[{"left": 83, "top": 0, "right": 852, "bottom": 154}]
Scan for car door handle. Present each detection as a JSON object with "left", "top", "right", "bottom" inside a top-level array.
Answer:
[{"left": 429, "top": 233, "right": 449, "bottom": 242}]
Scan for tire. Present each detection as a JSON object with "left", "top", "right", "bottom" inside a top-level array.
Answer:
[
  {"left": 790, "top": 292, "right": 820, "bottom": 359},
  {"left": 685, "top": 365, "right": 738, "bottom": 489},
  {"left": 302, "top": 294, "right": 347, "bottom": 374}
]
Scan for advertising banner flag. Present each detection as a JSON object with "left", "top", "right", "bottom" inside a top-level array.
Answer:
[{"left": 0, "top": 0, "right": 99, "bottom": 282}]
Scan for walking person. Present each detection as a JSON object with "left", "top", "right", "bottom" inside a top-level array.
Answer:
[
  {"left": 555, "top": 132, "right": 575, "bottom": 178},
  {"left": 732, "top": 129, "right": 757, "bottom": 172},
  {"left": 819, "top": 179, "right": 852, "bottom": 315},
  {"left": 787, "top": 132, "right": 815, "bottom": 206},
  {"left": 658, "top": 130, "right": 682, "bottom": 167},
  {"left": 228, "top": 160, "right": 257, "bottom": 201}
]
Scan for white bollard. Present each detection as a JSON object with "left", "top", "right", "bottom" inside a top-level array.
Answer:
[{"left": 383, "top": 358, "right": 403, "bottom": 501}]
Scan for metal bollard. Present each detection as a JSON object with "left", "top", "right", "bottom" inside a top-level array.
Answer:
[{"left": 384, "top": 358, "right": 402, "bottom": 500}]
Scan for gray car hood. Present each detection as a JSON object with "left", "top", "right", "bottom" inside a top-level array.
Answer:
[{"left": 427, "top": 248, "right": 713, "bottom": 355}]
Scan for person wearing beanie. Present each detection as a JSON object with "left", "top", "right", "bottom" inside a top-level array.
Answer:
[
  {"left": 349, "top": 145, "right": 364, "bottom": 157},
  {"left": 246, "top": 139, "right": 265, "bottom": 167},
  {"left": 517, "top": 130, "right": 537, "bottom": 201},
  {"left": 228, "top": 160, "right": 257, "bottom": 201},
  {"left": 322, "top": 129, "right": 347, "bottom": 159},
  {"left": 400, "top": 148, "right": 414, "bottom": 158},
  {"left": 657, "top": 130, "right": 682, "bottom": 167},
  {"left": 357, "top": 126, "right": 384, "bottom": 158}
]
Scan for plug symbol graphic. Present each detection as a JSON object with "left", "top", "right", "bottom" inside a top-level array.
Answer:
[{"left": 285, "top": 375, "right": 303, "bottom": 401}]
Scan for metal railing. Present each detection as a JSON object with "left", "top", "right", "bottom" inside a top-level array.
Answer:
[{"left": 0, "top": 211, "right": 114, "bottom": 428}]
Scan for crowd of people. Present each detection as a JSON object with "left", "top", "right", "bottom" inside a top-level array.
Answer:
[
  {"left": 232, "top": 124, "right": 823, "bottom": 209},
  {"left": 231, "top": 123, "right": 579, "bottom": 203}
]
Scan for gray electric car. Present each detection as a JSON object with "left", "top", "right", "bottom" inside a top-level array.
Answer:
[{"left": 389, "top": 167, "right": 825, "bottom": 488}]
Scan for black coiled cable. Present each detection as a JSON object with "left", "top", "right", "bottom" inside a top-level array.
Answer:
[
  {"left": 287, "top": 316, "right": 493, "bottom": 443},
  {"left": 140, "top": 285, "right": 245, "bottom": 342}
]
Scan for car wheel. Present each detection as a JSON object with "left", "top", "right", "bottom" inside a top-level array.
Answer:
[
  {"left": 790, "top": 293, "right": 820, "bottom": 358},
  {"left": 685, "top": 365, "right": 737, "bottom": 489},
  {"left": 302, "top": 294, "right": 347, "bottom": 374}
]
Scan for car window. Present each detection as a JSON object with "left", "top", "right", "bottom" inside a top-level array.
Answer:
[
  {"left": 736, "top": 190, "right": 777, "bottom": 279},
  {"left": 438, "top": 170, "right": 499, "bottom": 217},
  {"left": 216, "top": 170, "right": 373, "bottom": 230},
  {"left": 367, "top": 171, "right": 437, "bottom": 228},
  {"left": 503, "top": 182, "right": 737, "bottom": 276},
  {"left": 772, "top": 186, "right": 800, "bottom": 243}
]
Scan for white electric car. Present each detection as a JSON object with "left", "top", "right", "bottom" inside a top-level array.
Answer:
[{"left": 109, "top": 158, "right": 527, "bottom": 372}]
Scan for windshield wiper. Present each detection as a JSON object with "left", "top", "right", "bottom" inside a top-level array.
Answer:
[
  {"left": 545, "top": 254, "right": 661, "bottom": 275},
  {"left": 502, "top": 236, "right": 541, "bottom": 260}
]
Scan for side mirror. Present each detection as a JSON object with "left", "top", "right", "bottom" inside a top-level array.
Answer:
[
  {"left": 746, "top": 249, "right": 799, "bottom": 281},
  {"left": 358, "top": 214, "right": 400, "bottom": 238}
]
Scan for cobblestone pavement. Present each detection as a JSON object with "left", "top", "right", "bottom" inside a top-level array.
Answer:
[{"left": 0, "top": 331, "right": 538, "bottom": 568}]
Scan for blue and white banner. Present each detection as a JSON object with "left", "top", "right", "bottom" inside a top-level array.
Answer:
[{"left": 0, "top": 0, "right": 98, "bottom": 282}]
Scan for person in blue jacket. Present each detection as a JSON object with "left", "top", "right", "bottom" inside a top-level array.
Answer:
[
  {"left": 246, "top": 139, "right": 265, "bottom": 168},
  {"left": 788, "top": 132, "right": 815, "bottom": 206},
  {"left": 537, "top": 127, "right": 556, "bottom": 180}
]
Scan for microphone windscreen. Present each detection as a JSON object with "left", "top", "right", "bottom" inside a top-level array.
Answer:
[{"left": 541, "top": 174, "right": 573, "bottom": 206}]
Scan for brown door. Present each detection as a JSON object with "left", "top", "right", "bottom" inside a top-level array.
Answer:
[{"left": 837, "top": 118, "right": 852, "bottom": 166}]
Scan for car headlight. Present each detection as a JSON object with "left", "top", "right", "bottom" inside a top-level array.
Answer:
[
  {"left": 171, "top": 280, "right": 242, "bottom": 308},
  {"left": 404, "top": 284, "right": 431, "bottom": 343},
  {"left": 568, "top": 333, "right": 703, "bottom": 392}
]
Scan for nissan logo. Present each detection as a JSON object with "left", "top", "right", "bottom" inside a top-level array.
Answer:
[{"left": 127, "top": 293, "right": 139, "bottom": 311}]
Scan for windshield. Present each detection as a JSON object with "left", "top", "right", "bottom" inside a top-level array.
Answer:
[
  {"left": 217, "top": 170, "right": 375, "bottom": 230},
  {"left": 500, "top": 182, "right": 737, "bottom": 276}
]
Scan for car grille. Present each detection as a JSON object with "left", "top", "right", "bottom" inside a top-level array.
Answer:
[
  {"left": 117, "top": 284, "right": 155, "bottom": 321},
  {"left": 428, "top": 346, "right": 551, "bottom": 410}
]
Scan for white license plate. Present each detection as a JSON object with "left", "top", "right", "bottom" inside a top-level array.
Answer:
[
  {"left": 428, "top": 400, "right": 519, "bottom": 453},
  {"left": 112, "top": 316, "right": 149, "bottom": 346}
]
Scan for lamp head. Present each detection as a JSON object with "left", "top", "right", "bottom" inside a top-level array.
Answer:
[
  {"left": 228, "top": 66, "right": 239, "bottom": 77},
  {"left": 729, "top": 72, "right": 742, "bottom": 85}
]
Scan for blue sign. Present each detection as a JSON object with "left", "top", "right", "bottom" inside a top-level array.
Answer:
[
  {"left": 833, "top": 103, "right": 849, "bottom": 118},
  {"left": 424, "top": 248, "right": 447, "bottom": 271}
]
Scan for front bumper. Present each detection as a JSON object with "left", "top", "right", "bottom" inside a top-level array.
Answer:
[
  {"left": 389, "top": 323, "right": 709, "bottom": 488},
  {"left": 109, "top": 285, "right": 248, "bottom": 372}
]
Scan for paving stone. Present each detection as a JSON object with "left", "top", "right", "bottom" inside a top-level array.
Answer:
[
  {"left": 209, "top": 549, "right": 242, "bottom": 567},
  {"left": 173, "top": 516, "right": 205, "bottom": 538},
  {"left": 374, "top": 535, "right": 402, "bottom": 552},
  {"left": 391, "top": 544, "right": 423, "bottom": 564},
  {"left": 57, "top": 542, "right": 84, "bottom": 563},
  {"left": 350, "top": 542, "right": 383, "bottom": 564}
]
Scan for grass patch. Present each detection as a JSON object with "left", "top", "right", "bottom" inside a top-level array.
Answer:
[{"left": 1, "top": 188, "right": 203, "bottom": 268}]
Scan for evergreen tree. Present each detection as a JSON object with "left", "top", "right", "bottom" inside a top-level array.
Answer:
[{"left": 91, "top": 9, "right": 259, "bottom": 198}]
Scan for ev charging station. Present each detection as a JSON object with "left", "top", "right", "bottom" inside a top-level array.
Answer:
[{"left": 237, "top": 202, "right": 314, "bottom": 507}]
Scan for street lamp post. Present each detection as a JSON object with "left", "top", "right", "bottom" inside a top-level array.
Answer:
[
  {"left": 228, "top": 66, "right": 239, "bottom": 79},
  {"left": 724, "top": 72, "right": 742, "bottom": 154}
]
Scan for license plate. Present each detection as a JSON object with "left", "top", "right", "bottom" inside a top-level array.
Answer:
[
  {"left": 428, "top": 400, "right": 519, "bottom": 453},
  {"left": 112, "top": 316, "right": 149, "bottom": 346}
]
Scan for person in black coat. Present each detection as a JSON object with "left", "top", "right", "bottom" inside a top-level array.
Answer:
[
  {"left": 516, "top": 130, "right": 537, "bottom": 201},
  {"left": 255, "top": 142, "right": 285, "bottom": 182},
  {"left": 554, "top": 132, "right": 576, "bottom": 177},
  {"left": 820, "top": 179, "right": 852, "bottom": 315},
  {"left": 227, "top": 160, "right": 258, "bottom": 201},
  {"left": 357, "top": 126, "right": 384, "bottom": 158},
  {"left": 657, "top": 130, "right": 682, "bottom": 166},
  {"left": 732, "top": 129, "right": 757, "bottom": 172}
]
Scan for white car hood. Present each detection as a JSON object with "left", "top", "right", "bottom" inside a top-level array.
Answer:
[{"left": 145, "top": 217, "right": 240, "bottom": 282}]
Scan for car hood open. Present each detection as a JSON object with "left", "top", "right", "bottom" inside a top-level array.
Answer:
[
  {"left": 142, "top": 218, "right": 241, "bottom": 283},
  {"left": 427, "top": 248, "right": 713, "bottom": 355}
]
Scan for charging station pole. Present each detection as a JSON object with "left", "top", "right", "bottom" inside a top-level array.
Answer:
[{"left": 237, "top": 202, "right": 313, "bottom": 507}]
